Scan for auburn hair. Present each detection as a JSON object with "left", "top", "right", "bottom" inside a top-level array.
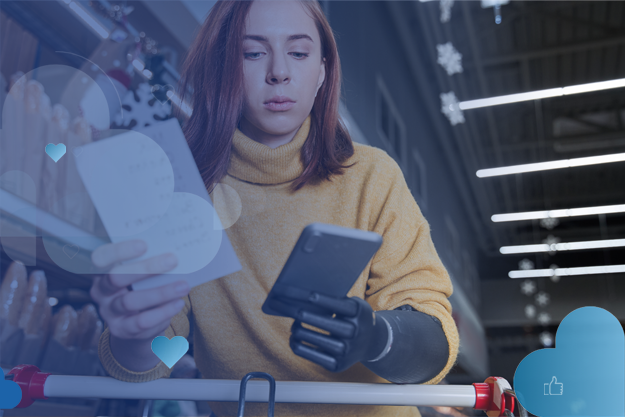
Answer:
[{"left": 176, "top": 0, "right": 355, "bottom": 193}]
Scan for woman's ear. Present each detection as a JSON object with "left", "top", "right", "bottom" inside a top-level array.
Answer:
[{"left": 316, "top": 58, "right": 326, "bottom": 97}]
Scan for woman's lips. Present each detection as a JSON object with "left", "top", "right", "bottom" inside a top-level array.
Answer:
[{"left": 263, "top": 101, "right": 295, "bottom": 111}]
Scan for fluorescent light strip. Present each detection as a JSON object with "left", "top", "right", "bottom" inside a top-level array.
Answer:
[
  {"left": 67, "top": 1, "right": 110, "bottom": 39},
  {"left": 492, "top": 204, "right": 625, "bottom": 222},
  {"left": 509, "top": 264, "right": 625, "bottom": 279},
  {"left": 500, "top": 238, "right": 625, "bottom": 254},
  {"left": 132, "top": 59, "right": 145, "bottom": 72},
  {"left": 166, "top": 91, "right": 193, "bottom": 117},
  {"left": 476, "top": 152, "right": 625, "bottom": 178},
  {"left": 459, "top": 78, "right": 625, "bottom": 110}
]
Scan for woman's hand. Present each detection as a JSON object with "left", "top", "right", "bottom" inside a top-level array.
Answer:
[
  {"left": 90, "top": 239, "right": 190, "bottom": 372},
  {"left": 90, "top": 239, "right": 189, "bottom": 341}
]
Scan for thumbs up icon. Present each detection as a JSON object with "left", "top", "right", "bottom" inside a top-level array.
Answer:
[{"left": 544, "top": 376, "right": 563, "bottom": 395}]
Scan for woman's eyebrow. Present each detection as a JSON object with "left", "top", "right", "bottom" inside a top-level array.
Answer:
[
  {"left": 287, "top": 34, "right": 314, "bottom": 43},
  {"left": 243, "top": 34, "right": 314, "bottom": 43}
]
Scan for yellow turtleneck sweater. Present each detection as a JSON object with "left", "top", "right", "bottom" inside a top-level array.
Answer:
[{"left": 99, "top": 115, "right": 459, "bottom": 417}]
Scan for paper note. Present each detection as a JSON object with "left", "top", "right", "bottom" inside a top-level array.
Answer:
[{"left": 75, "top": 119, "right": 241, "bottom": 290}]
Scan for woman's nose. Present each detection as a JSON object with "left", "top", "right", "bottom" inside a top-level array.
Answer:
[{"left": 267, "top": 54, "right": 290, "bottom": 84}]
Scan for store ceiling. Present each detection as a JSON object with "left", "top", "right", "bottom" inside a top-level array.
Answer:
[{"left": 410, "top": 1, "right": 625, "bottom": 286}]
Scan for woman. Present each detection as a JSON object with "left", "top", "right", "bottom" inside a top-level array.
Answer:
[{"left": 90, "top": 1, "right": 459, "bottom": 416}]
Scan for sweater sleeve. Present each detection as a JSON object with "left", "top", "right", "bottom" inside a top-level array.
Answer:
[
  {"left": 98, "top": 295, "right": 191, "bottom": 382},
  {"left": 363, "top": 150, "right": 459, "bottom": 385}
]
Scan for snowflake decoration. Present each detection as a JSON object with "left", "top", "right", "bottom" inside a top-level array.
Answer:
[
  {"left": 540, "top": 217, "right": 559, "bottom": 230},
  {"left": 519, "top": 258, "right": 534, "bottom": 271},
  {"left": 537, "top": 312, "right": 551, "bottom": 325},
  {"left": 535, "top": 291, "right": 550, "bottom": 307},
  {"left": 543, "top": 234, "right": 561, "bottom": 255},
  {"left": 437, "top": 43, "right": 463, "bottom": 76},
  {"left": 440, "top": 91, "right": 465, "bottom": 126},
  {"left": 539, "top": 331, "right": 554, "bottom": 347},
  {"left": 549, "top": 264, "right": 561, "bottom": 283},
  {"left": 440, "top": 0, "right": 454, "bottom": 23},
  {"left": 524, "top": 304, "right": 536, "bottom": 319},
  {"left": 113, "top": 82, "right": 172, "bottom": 129},
  {"left": 521, "top": 279, "right": 537, "bottom": 296}
]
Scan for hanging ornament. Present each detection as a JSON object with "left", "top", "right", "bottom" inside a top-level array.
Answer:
[
  {"left": 436, "top": 42, "right": 463, "bottom": 76},
  {"left": 524, "top": 304, "right": 536, "bottom": 319},
  {"left": 549, "top": 264, "right": 561, "bottom": 283},
  {"left": 540, "top": 217, "right": 559, "bottom": 230},
  {"left": 481, "top": 0, "right": 509, "bottom": 24},
  {"left": 543, "top": 234, "right": 561, "bottom": 255},
  {"left": 537, "top": 312, "right": 551, "bottom": 326},
  {"left": 539, "top": 331, "right": 554, "bottom": 347},
  {"left": 90, "top": 1, "right": 135, "bottom": 23},
  {"left": 519, "top": 258, "right": 534, "bottom": 271},
  {"left": 440, "top": 0, "right": 454, "bottom": 23},
  {"left": 535, "top": 291, "right": 550, "bottom": 307},
  {"left": 113, "top": 82, "right": 172, "bottom": 129},
  {"left": 521, "top": 279, "right": 537, "bottom": 296},
  {"left": 440, "top": 92, "right": 465, "bottom": 125}
]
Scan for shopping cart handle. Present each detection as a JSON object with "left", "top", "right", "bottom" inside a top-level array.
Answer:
[
  {"left": 6, "top": 364, "right": 518, "bottom": 416},
  {"left": 473, "top": 376, "right": 515, "bottom": 417},
  {"left": 7, "top": 365, "right": 51, "bottom": 408}
]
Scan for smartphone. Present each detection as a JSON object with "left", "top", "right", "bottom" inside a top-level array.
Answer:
[{"left": 262, "top": 223, "right": 383, "bottom": 316}]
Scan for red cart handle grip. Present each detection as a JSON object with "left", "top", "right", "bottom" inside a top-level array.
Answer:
[
  {"left": 473, "top": 376, "right": 515, "bottom": 417},
  {"left": 8, "top": 364, "right": 51, "bottom": 408}
]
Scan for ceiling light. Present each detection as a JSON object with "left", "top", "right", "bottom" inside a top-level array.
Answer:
[
  {"left": 476, "top": 152, "right": 625, "bottom": 178},
  {"left": 459, "top": 78, "right": 625, "bottom": 110},
  {"left": 132, "top": 59, "right": 145, "bottom": 72},
  {"left": 500, "top": 238, "right": 625, "bottom": 254},
  {"left": 166, "top": 91, "right": 192, "bottom": 117},
  {"left": 509, "top": 264, "right": 625, "bottom": 279},
  {"left": 492, "top": 204, "right": 625, "bottom": 222},
  {"left": 67, "top": 1, "right": 110, "bottom": 39}
]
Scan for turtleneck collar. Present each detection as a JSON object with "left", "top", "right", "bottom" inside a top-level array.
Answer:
[{"left": 228, "top": 115, "right": 311, "bottom": 185}]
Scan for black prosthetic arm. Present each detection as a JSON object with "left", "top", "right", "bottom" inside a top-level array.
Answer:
[{"left": 362, "top": 305, "right": 449, "bottom": 384}]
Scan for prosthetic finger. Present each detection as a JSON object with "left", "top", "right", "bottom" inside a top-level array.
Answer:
[
  {"left": 291, "top": 322, "right": 345, "bottom": 356},
  {"left": 298, "top": 310, "right": 355, "bottom": 338},
  {"left": 289, "top": 338, "right": 337, "bottom": 371},
  {"left": 307, "top": 293, "right": 358, "bottom": 317}
]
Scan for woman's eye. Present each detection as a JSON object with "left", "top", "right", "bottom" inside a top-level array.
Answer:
[
  {"left": 244, "top": 52, "right": 264, "bottom": 59},
  {"left": 289, "top": 52, "right": 309, "bottom": 59}
]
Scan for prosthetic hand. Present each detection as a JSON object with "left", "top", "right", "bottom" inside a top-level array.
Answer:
[
  {"left": 270, "top": 292, "right": 388, "bottom": 373},
  {"left": 271, "top": 289, "right": 450, "bottom": 383}
]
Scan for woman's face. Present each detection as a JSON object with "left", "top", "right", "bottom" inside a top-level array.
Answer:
[{"left": 240, "top": 0, "right": 325, "bottom": 141}]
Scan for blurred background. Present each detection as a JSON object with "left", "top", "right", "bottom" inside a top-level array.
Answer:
[{"left": 0, "top": 0, "right": 624, "bottom": 416}]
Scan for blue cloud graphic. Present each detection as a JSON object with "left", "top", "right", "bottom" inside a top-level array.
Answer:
[
  {"left": 0, "top": 368, "right": 22, "bottom": 409},
  {"left": 514, "top": 306, "right": 624, "bottom": 417}
]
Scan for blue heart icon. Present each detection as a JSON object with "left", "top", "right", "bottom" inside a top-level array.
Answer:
[
  {"left": 45, "top": 143, "right": 67, "bottom": 163},
  {"left": 151, "top": 336, "right": 189, "bottom": 368}
]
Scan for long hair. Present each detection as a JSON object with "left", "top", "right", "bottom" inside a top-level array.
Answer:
[{"left": 176, "top": 0, "right": 355, "bottom": 193}]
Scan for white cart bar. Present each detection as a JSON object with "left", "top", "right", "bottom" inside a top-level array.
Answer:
[
  {"left": 6, "top": 365, "right": 517, "bottom": 416},
  {"left": 45, "top": 375, "right": 477, "bottom": 407}
]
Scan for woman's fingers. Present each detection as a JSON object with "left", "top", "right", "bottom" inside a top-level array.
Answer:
[
  {"left": 98, "top": 253, "right": 178, "bottom": 295},
  {"left": 92, "top": 239, "right": 147, "bottom": 269},
  {"left": 111, "top": 298, "right": 186, "bottom": 338},
  {"left": 109, "top": 281, "right": 189, "bottom": 316}
]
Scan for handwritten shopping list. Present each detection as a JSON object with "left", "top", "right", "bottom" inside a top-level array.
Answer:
[{"left": 75, "top": 119, "right": 241, "bottom": 290}]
